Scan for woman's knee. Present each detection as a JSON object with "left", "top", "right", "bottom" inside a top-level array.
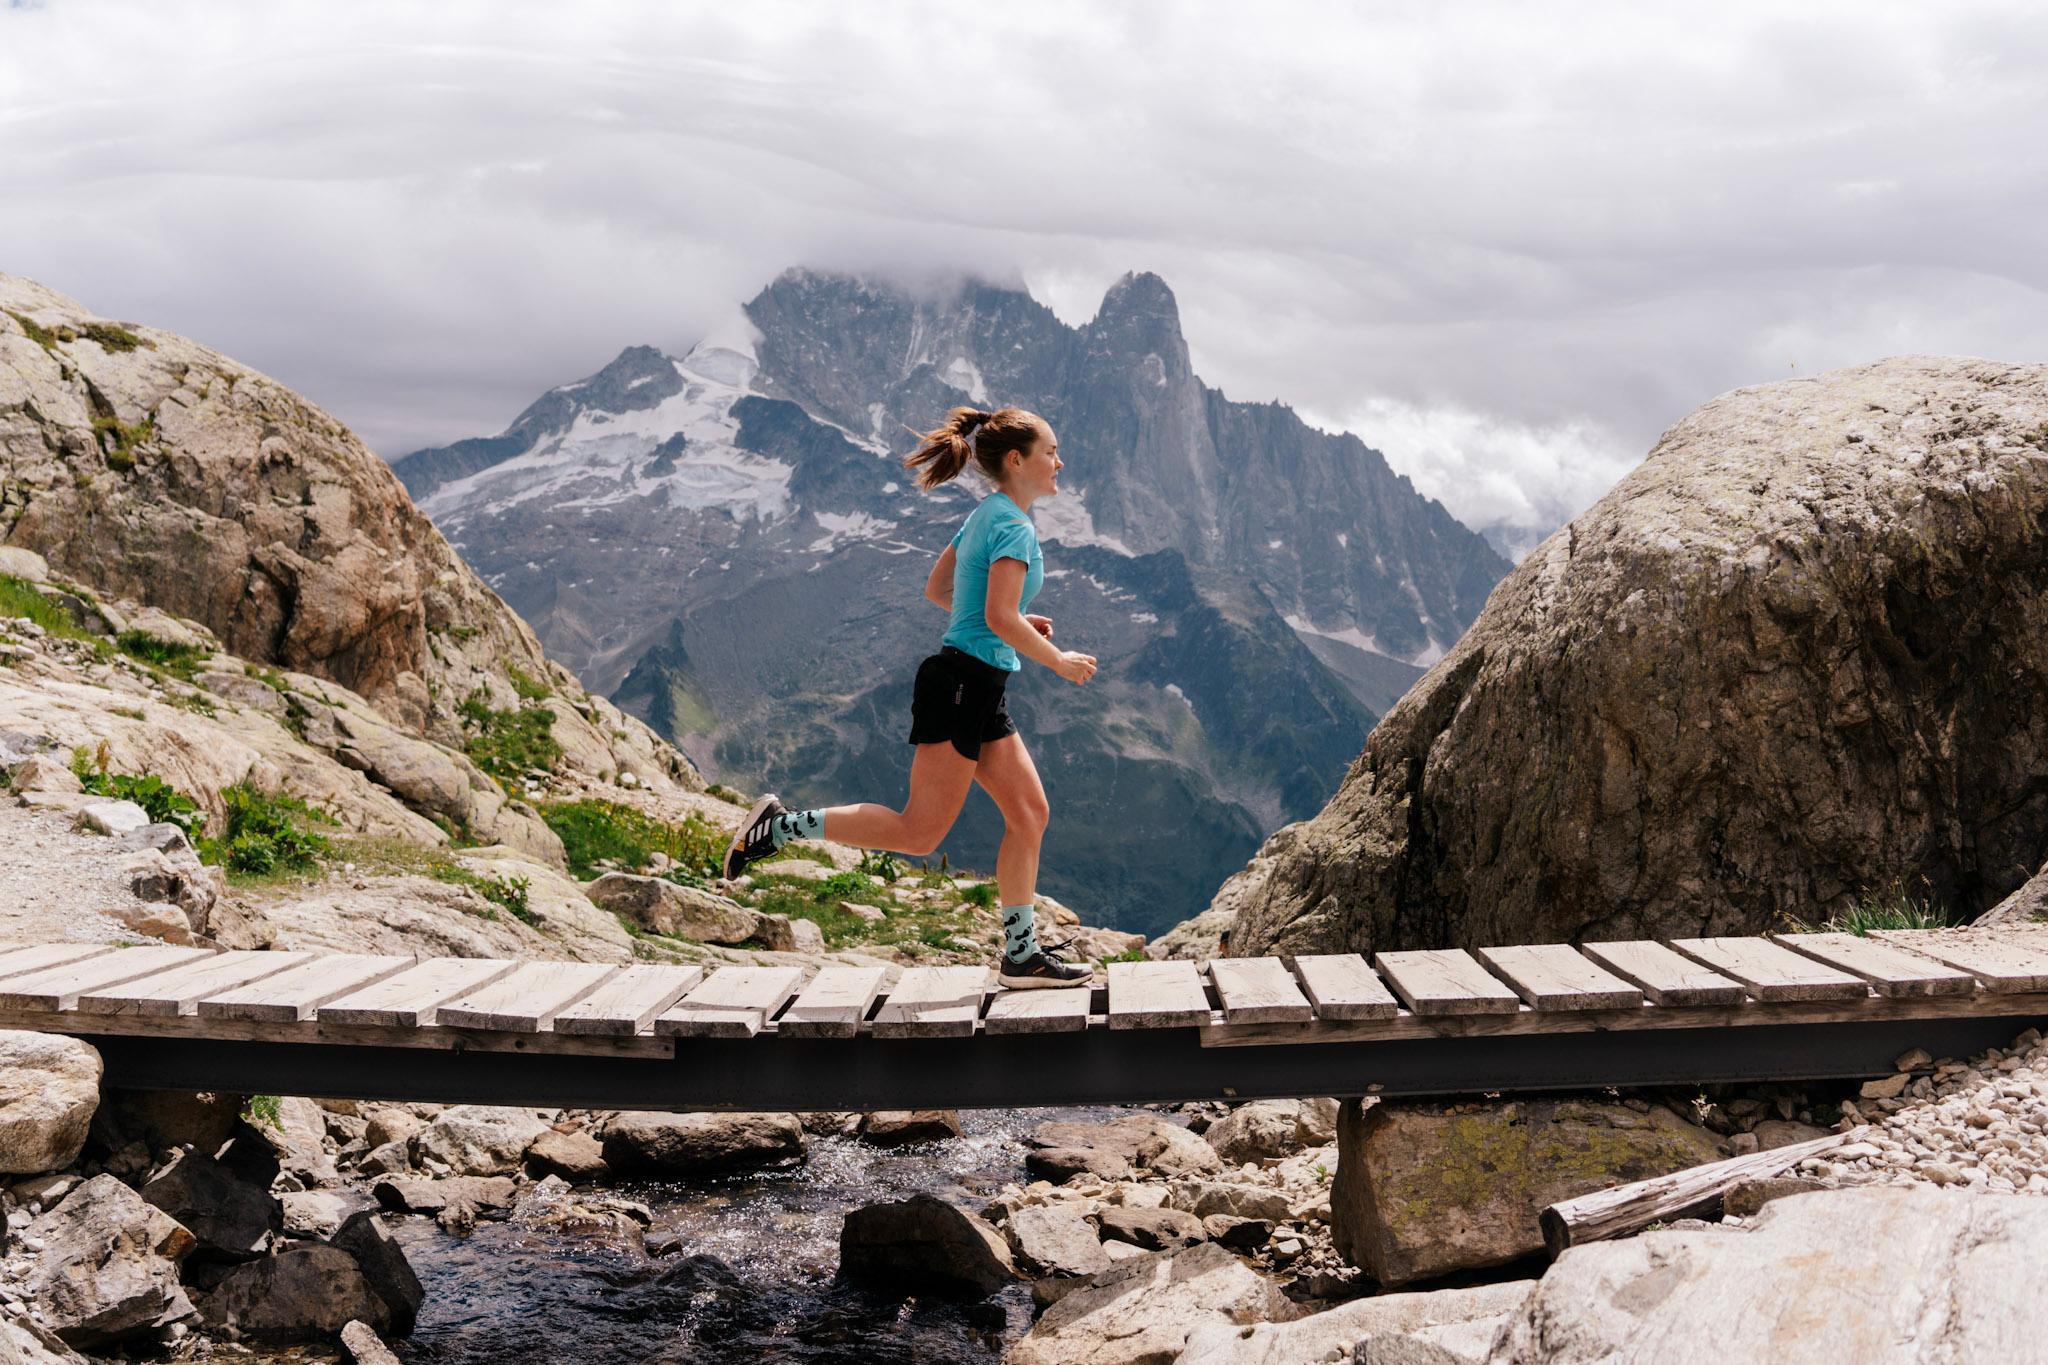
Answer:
[
  {"left": 1008, "top": 800, "right": 1049, "bottom": 841},
  {"left": 897, "top": 821, "right": 949, "bottom": 857}
]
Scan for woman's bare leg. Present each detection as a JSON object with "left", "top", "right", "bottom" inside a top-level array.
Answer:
[
  {"left": 970, "top": 733, "right": 1050, "bottom": 909},
  {"left": 819, "top": 741, "right": 978, "bottom": 855}
]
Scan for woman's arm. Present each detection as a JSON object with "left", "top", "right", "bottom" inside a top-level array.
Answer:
[
  {"left": 988, "top": 558, "right": 1094, "bottom": 683},
  {"left": 924, "top": 543, "right": 957, "bottom": 611}
]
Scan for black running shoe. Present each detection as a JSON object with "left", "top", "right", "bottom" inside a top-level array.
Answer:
[
  {"left": 723, "top": 794, "right": 789, "bottom": 881},
  {"left": 998, "top": 941, "right": 1093, "bottom": 990}
]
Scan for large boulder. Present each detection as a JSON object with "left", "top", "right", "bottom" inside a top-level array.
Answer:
[
  {"left": 20, "top": 1174, "right": 196, "bottom": 1347},
  {"left": 199, "top": 1245, "right": 387, "bottom": 1342},
  {"left": 1205, "top": 1098, "right": 1337, "bottom": 1164},
  {"left": 1005, "top": 1205, "right": 1112, "bottom": 1280},
  {"left": 1219, "top": 357, "right": 2048, "bottom": 956},
  {"left": 0, "top": 274, "right": 702, "bottom": 788},
  {"left": 1007, "top": 1242, "right": 1291, "bottom": 1365},
  {"left": 598, "top": 1111, "right": 806, "bottom": 1176},
  {"left": 1178, "top": 1279, "right": 1533, "bottom": 1365},
  {"left": 98, "top": 1089, "right": 244, "bottom": 1161},
  {"left": 585, "top": 873, "right": 760, "bottom": 944},
  {"left": 410, "top": 1105, "right": 552, "bottom": 1176},
  {"left": 138, "top": 1149, "right": 281, "bottom": 1260},
  {"left": 1492, "top": 1186, "right": 2048, "bottom": 1363},
  {"left": 838, "top": 1194, "right": 1018, "bottom": 1300},
  {"left": 329, "top": 1209, "right": 426, "bottom": 1336},
  {"left": 1333, "top": 1097, "right": 1722, "bottom": 1286},
  {"left": 0, "top": 1030, "right": 101, "bottom": 1174}
]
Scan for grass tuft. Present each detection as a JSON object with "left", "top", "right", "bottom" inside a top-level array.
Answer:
[
  {"left": 115, "top": 629, "right": 210, "bottom": 680},
  {"left": 458, "top": 688, "right": 562, "bottom": 787},
  {"left": 1814, "top": 878, "right": 1954, "bottom": 935},
  {"left": 539, "top": 798, "right": 724, "bottom": 882}
]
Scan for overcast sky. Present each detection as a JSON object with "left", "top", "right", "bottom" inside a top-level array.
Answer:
[{"left": 4, "top": 1, "right": 2044, "bottom": 547}]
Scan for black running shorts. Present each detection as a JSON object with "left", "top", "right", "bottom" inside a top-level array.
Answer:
[{"left": 907, "top": 646, "right": 1018, "bottom": 761}]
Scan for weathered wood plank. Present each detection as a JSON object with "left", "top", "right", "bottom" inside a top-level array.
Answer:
[
  {"left": 0, "top": 1005, "right": 674, "bottom": 1060},
  {"left": 777, "top": 966, "right": 891, "bottom": 1039},
  {"left": 1200, "top": 989, "right": 2048, "bottom": 1048},
  {"left": 984, "top": 984, "right": 1095, "bottom": 1034},
  {"left": 198, "top": 954, "right": 417, "bottom": 1023},
  {"left": 871, "top": 966, "right": 991, "bottom": 1039},
  {"left": 1668, "top": 937, "right": 1868, "bottom": 1002},
  {"left": 1207, "top": 957, "right": 1314, "bottom": 1024},
  {"left": 0, "top": 945, "right": 217, "bottom": 1011},
  {"left": 1374, "top": 949, "right": 1521, "bottom": 1016},
  {"left": 1579, "top": 940, "right": 1747, "bottom": 1006},
  {"left": 1769, "top": 933, "right": 1977, "bottom": 998},
  {"left": 74, "top": 950, "right": 311, "bottom": 1018},
  {"left": 1541, "top": 1126, "right": 1870, "bottom": 1254},
  {"left": 1476, "top": 944, "right": 1644, "bottom": 1011},
  {"left": 434, "top": 961, "right": 620, "bottom": 1033},
  {"left": 317, "top": 957, "right": 518, "bottom": 1028},
  {"left": 1107, "top": 960, "right": 1212, "bottom": 1030},
  {"left": 551, "top": 964, "right": 704, "bottom": 1036},
  {"left": 1872, "top": 930, "right": 2048, "bottom": 992},
  {"left": 1288, "top": 954, "right": 1399, "bottom": 1021},
  {"left": 0, "top": 943, "right": 117, "bottom": 981},
  {"left": 655, "top": 967, "right": 803, "bottom": 1039}
]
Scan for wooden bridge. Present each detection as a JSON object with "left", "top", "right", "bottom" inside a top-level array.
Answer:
[{"left": 2, "top": 930, "right": 2046, "bottom": 1111}]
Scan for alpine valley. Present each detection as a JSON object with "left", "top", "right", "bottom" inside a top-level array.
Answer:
[{"left": 396, "top": 270, "right": 1510, "bottom": 936}]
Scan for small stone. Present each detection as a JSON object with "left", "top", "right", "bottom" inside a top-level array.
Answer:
[
  {"left": 1894, "top": 1048, "right": 1934, "bottom": 1072},
  {"left": 1860, "top": 1074, "right": 1911, "bottom": 1100}
]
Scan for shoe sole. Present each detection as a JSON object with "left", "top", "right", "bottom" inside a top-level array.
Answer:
[
  {"left": 723, "top": 793, "right": 781, "bottom": 880},
  {"left": 997, "top": 970, "right": 1092, "bottom": 990}
]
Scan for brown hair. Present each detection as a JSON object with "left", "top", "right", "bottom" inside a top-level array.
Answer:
[{"left": 901, "top": 406, "right": 1044, "bottom": 491}]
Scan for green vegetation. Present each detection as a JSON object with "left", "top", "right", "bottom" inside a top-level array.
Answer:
[
  {"left": 244, "top": 662, "right": 291, "bottom": 694},
  {"left": 0, "top": 575, "right": 106, "bottom": 652},
  {"left": 431, "top": 864, "right": 538, "bottom": 924},
  {"left": 1098, "top": 946, "right": 1148, "bottom": 964},
  {"left": 457, "top": 687, "right": 562, "bottom": 787},
  {"left": 114, "top": 629, "right": 210, "bottom": 680},
  {"left": 960, "top": 881, "right": 999, "bottom": 910},
  {"left": 705, "top": 783, "right": 749, "bottom": 807},
  {"left": 856, "top": 850, "right": 904, "bottom": 882},
  {"left": 71, "top": 745, "right": 204, "bottom": 839},
  {"left": 538, "top": 797, "right": 723, "bottom": 882},
  {"left": 196, "top": 784, "right": 332, "bottom": 879},
  {"left": 1813, "top": 879, "right": 1953, "bottom": 936},
  {"left": 505, "top": 664, "right": 552, "bottom": 702},
  {"left": 91, "top": 414, "right": 155, "bottom": 472},
  {"left": 5, "top": 310, "right": 149, "bottom": 355},
  {"left": 243, "top": 1095, "right": 283, "bottom": 1130}
]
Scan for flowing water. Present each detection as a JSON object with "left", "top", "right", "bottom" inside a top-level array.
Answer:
[{"left": 287, "top": 1107, "right": 1128, "bottom": 1365}]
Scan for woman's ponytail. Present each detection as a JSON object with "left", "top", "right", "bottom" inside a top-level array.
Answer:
[{"left": 902, "top": 405, "right": 1041, "bottom": 491}]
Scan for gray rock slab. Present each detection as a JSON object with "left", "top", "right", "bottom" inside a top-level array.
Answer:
[
  {"left": 1179, "top": 1279, "right": 1533, "bottom": 1365},
  {"left": 838, "top": 1193, "right": 1017, "bottom": 1300}
]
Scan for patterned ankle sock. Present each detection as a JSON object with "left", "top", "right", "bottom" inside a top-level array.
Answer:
[
  {"left": 1001, "top": 903, "right": 1039, "bottom": 964},
  {"left": 769, "top": 809, "right": 825, "bottom": 848}
]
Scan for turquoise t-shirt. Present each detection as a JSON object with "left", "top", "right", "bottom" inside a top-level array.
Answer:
[{"left": 942, "top": 491, "right": 1044, "bottom": 672}]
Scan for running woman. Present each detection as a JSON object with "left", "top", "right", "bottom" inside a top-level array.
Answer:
[{"left": 722, "top": 406, "right": 1098, "bottom": 988}]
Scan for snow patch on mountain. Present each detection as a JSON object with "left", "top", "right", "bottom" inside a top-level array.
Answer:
[
  {"left": 1032, "top": 492, "right": 1135, "bottom": 556},
  {"left": 1286, "top": 611, "right": 1447, "bottom": 670},
  {"left": 943, "top": 356, "right": 989, "bottom": 403},
  {"left": 807, "top": 511, "right": 897, "bottom": 553}
]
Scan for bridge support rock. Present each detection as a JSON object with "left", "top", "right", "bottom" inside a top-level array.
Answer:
[{"left": 1331, "top": 1096, "right": 1722, "bottom": 1286}]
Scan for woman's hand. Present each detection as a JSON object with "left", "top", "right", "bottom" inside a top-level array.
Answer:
[
  {"left": 1026, "top": 614, "right": 1054, "bottom": 639},
  {"left": 1052, "top": 650, "right": 1098, "bottom": 685}
]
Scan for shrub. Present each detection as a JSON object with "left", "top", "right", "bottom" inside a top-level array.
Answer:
[
  {"left": 243, "top": 1095, "right": 283, "bottom": 1129},
  {"left": 856, "top": 850, "right": 903, "bottom": 882},
  {"left": 539, "top": 798, "right": 723, "bottom": 881},
  {"left": 115, "top": 630, "right": 210, "bottom": 679},
  {"left": 197, "top": 784, "right": 331, "bottom": 877},
  {"left": 457, "top": 688, "right": 562, "bottom": 786},
  {"left": 71, "top": 747, "right": 204, "bottom": 839}
]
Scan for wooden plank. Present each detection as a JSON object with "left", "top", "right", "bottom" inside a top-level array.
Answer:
[
  {"left": 1200, "top": 988, "right": 2048, "bottom": 1048},
  {"left": 1769, "top": 933, "right": 1977, "bottom": 998},
  {"left": 1107, "top": 959, "right": 1212, "bottom": 1030},
  {"left": 984, "top": 984, "right": 1095, "bottom": 1034},
  {"left": 434, "top": 961, "right": 620, "bottom": 1033},
  {"left": 1374, "top": 949, "right": 1521, "bottom": 1016},
  {"left": 198, "top": 954, "right": 417, "bottom": 1023},
  {"left": 654, "top": 966, "right": 803, "bottom": 1039},
  {"left": 1668, "top": 937, "right": 1868, "bottom": 1002},
  {"left": 0, "top": 945, "right": 217, "bottom": 1011},
  {"left": 552, "top": 964, "right": 704, "bottom": 1036},
  {"left": 317, "top": 957, "right": 518, "bottom": 1028},
  {"left": 0, "top": 1005, "right": 674, "bottom": 1060},
  {"left": 1871, "top": 930, "right": 2048, "bottom": 992},
  {"left": 1207, "top": 957, "right": 1314, "bottom": 1024},
  {"left": 1580, "top": 940, "right": 1747, "bottom": 1006},
  {"left": 777, "top": 966, "right": 891, "bottom": 1039},
  {"left": 74, "top": 950, "right": 311, "bottom": 1017},
  {"left": 1541, "top": 1126, "right": 1870, "bottom": 1254},
  {"left": 1289, "top": 954, "right": 1399, "bottom": 1021},
  {"left": 1476, "top": 944, "right": 1644, "bottom": 1011},
  {"left": 871, "top": 966, "right": 991, "bottom": 1039},
  {"left": 0, "top": 943, "right": 118, "bottom": 982}
]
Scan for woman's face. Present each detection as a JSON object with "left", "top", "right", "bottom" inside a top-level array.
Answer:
[{"left": 1007, "top": 424, "right": 1063, "bottom": 499}]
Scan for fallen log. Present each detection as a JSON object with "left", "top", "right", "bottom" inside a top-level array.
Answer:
[{"left": 1539, "top": 1124, "right": 1870, "bottom": 1255}]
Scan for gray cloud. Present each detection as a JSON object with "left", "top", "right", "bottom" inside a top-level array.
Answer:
[{"left": 3, "top": 0, "right": 2044, "bottom": 543}]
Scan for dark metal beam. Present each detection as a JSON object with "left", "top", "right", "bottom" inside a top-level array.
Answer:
[{"left": 80, "top": 1010, "right": 2047, "bottom": 1112}]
